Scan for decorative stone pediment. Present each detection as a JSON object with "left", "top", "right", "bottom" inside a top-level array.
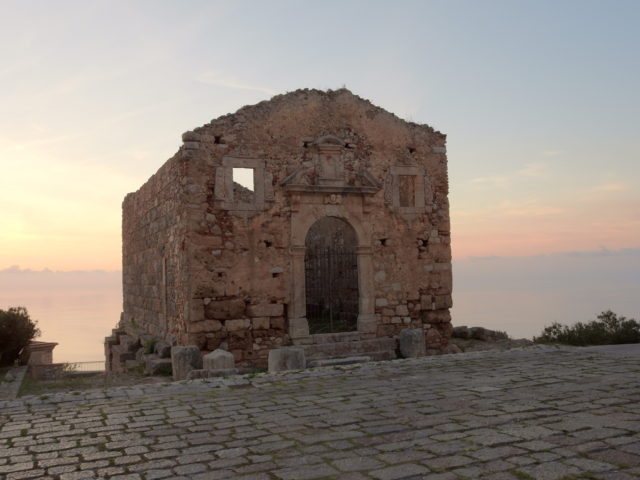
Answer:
[{"left": 280, "top": 135, "right": 381, "bottom": 195}]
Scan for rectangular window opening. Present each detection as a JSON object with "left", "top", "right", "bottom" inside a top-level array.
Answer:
[
  {"left": 233, "top": 167, "right": 255, "bottom": 203},
  {"left": 398, "top": 175, "right": 416, "bottom": 207}
]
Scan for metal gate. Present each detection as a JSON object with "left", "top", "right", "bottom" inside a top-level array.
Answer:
[{"left": 305, "top": 245, "right": 359, "bottom": 334}]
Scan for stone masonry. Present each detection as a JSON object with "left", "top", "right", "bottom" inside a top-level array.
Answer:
[{"left": 106, "top": 88, "right": 453, "bottom": 370}]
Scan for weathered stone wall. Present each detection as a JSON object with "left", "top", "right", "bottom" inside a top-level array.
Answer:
[
  {"left": 175, "top": 89, "right": 452, "bottom": 365},
  {"left": 121, "top": 153, "right": 190, "bottom": 342}
]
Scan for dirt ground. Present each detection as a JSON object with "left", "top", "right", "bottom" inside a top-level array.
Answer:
[
  {"left": 18, "top": 337, "right": 534, "bottom": 397},
  {"left": 18, "top": 370, "right": 171, "bottom": 397},
  {"left": 451, "top": 337, "right": 534, "bottom": 352}
]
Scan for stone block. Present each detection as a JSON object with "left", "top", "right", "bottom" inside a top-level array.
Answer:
[
  {"left": 188, "top": 319, "right": 223, "bottom": 333},
  {"left": 190, "top": 301, "right": 205, "bottom": 322},
  {"left": 171, "top": 346, "right": 202, "bottom": 381},
  {"left": 423, "top": 309, "right": 452, "bottom": 325},
  {"left": 204, "top": 299, "right": 245, "bottom": 320},
  {"left": 440, "top": 321, "right": 453, "bottom": 338},
  {"left": 203, "top": 348, "right": 235, "bottom": 370},
  {"left": 186, "top": 333, "right": 207, "bottom": 349},
  {"left": 271, "top": 317, "right": 285, "bottom": 330},
  {"left": 154, "top": 341, "right": 172, "bottom": 358},
  {"left": 251, "top": 317, "right": 270, "bottom": 330},
  {"left": 247, "top": 303, "right": 284, "bottom": 317},
  {"left": 395, "top": 305, "right": 409, "bottom": 316},
  {"left": 398, "top": 328, "right": 426, "bottom": 358},
  {"left": 119, "top": 335, "right": 140, "bottom": 352},
  {"left": 375, "top": 298, "right": 388, "bottom": 307},
  {"left": 434, "top": 294, "right": 453, "bottom": 309},
  {"left": 226, "top": 318, "right": 251, "bottom": 332},
  {"left": 420, "top": 294, "right": 433, "bottom": 310},
  {"left": 425, "top": 328, "right": 443, "bottom": 348},
  {"left": 268, "top": 347, "right": 306, "bottom": 372}
]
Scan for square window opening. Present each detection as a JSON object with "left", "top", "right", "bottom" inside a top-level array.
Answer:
[
  {"left": 233, "top": 167, "right": 255, "bottom": 203},
  {"left": 398, "top": 175, "right": 416, "bottom": 207}
]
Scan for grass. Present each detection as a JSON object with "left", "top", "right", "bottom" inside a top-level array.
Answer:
[{"left": 17, "top": 370, "right": 156, "bottom": 397}]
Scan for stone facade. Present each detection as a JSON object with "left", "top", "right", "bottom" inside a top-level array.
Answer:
[{"left": 106, "top": 88, "right": 453, "bottom": 370}]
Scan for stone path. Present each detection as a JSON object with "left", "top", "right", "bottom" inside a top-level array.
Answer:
[{"left": 1, "top": 345, "right": 639, "bottom": 479}]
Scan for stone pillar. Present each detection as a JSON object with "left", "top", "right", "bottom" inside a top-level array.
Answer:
[
  {"left": 356, "top": 245, "right": 377, "bottom": 335},
  {"left": 288, "top": 245, "right": 310, "bottom": 342}
]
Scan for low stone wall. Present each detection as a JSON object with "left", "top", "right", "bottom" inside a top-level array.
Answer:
[{"left": 29, "top": 363, "right": 66, "bottom": 380}]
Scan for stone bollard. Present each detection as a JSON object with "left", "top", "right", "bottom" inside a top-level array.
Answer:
[
  {"left": 203, "top": 349, "right": 235, "bottom": 370},
  {"left": 268, "top": 347, "right": 306, "bottom": 373},
  {"left": 398, "top": 328, "right": 426, "bottom": 358},
  {"left": 171, "top": 346, "right": 202, "bottom": 381}
]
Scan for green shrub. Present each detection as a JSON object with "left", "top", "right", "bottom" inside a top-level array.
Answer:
[
  {"left": 534, "top": 310, "right": 640, "bottom": 346},
  {"left": 0, "top": 307, "right": 40, "bottom": 366}
]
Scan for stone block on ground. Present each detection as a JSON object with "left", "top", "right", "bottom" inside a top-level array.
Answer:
[
  {"left": 452, "top": 326, "right": 469, "bottom": 339},
  {"left": 398, "top": 328, "right": 426, "bottom": 358},
  {"left": 203, "top": 348, "right": 235, "bottom": 370},
  {"left": 268, "top": 347, "right": 306, "bottom": 373},
  {"left": 469, "top": 327, "right": 508, "bottom": 341},
  {"left": 171, "top": 346, "right": 202, "bottom": 380}
]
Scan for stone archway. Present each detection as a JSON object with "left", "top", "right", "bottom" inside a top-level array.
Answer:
[
  {"left": 304, "top": 217, "right": 359, "bottom": 334},
  {"left": 287, "top": 203, "right": 377, "bottom": 343}
]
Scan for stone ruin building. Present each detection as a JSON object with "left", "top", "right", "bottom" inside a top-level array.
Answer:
[{"left": 105, "top": 88, "right": 454, "bottom": 373}]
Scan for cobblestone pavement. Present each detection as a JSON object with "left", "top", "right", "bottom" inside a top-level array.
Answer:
[{"left": 1, "top": 345, "right": 639, "bottom": 480}]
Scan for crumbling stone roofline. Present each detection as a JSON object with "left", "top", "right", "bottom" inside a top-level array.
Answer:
[{"left": 192, "top": 88, "right": 446, "bottom": 141}]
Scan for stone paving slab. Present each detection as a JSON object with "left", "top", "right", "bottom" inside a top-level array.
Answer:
[{"left": 1, "top": 345, "right": 639, "bottom": 479}]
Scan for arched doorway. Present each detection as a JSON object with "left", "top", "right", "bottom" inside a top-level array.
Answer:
[{"left": 304, "top": 217, "right": 359, "bottom": 334}]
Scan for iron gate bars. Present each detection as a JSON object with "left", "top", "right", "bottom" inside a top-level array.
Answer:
[{"left": 304, "top": 245, "right": 359, "bottom": 334}]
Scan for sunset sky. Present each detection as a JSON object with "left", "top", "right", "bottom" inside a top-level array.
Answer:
[{"left": 1, "top": 1, "right": 639, "bottom": 360}]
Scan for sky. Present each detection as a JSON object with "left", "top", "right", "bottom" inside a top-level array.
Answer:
[{"left": 0, "top": 1, "right": 639, "bottom": 360}]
